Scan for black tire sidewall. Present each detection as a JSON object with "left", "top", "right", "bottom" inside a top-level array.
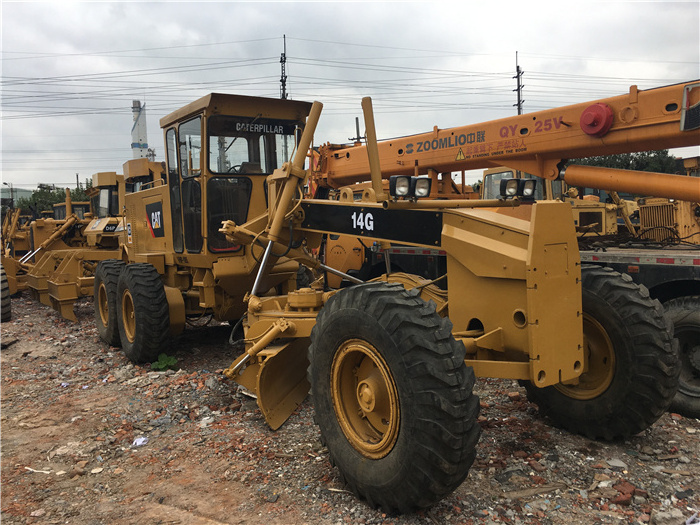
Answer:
[
  {"left": 562, "top": 286, "right": 637, "bottom": 421},
  {"left": 94, "top": 260, "right": 124, "bottom": 347},
  {"left": 311, "top": 305, "right": 424, "bottom": 489},
  {"left": 524, "top": 266, "right": 678, "bottom": 439},
  {"left": 528, "top": 285, "right": 639, "bottom": 424},
  {"left": 665, "top": 296, "right": 700, "bottom": 418},
  {"left": 309, "top": 283, "right": 479, "bottom": 512},
  {"left": 1, "top": 266, "right": 10, "bottom": 323},
  {"left": 116, "top": 264, "right": 168, "bottom": 363}
]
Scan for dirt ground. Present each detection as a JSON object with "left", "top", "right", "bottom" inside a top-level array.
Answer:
[{"left": 1, "top": 294, "right": 699, "bottom": 525}]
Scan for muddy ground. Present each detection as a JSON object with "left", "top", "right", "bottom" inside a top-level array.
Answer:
[{"left": 1, "top": 295, "right": 698, "bottom": 525}]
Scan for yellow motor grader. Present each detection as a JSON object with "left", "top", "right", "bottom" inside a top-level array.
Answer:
[
  {"left": 98, "top": 81, "right": 699, "bottom": 512},
  {"left": 0, "top": 158, "right": 163, "bottom": 320}
]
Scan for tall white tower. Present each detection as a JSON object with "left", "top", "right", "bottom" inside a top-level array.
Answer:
[{"left": 131, "top": 100, "right": 149, "bottom": 159}]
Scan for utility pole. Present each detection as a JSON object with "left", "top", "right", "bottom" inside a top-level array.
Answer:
[
  {"left": 514, "top": 51, "right": 524, "bottom": 115},
  {"left": 3, "top": 182, "right": 14, "bottom": 209},
  {"left": 280, "top": 35, "right": 288, "bottom": 100},
  {"left": 349, "top": 117, "right": 363, "bottom": 145}
]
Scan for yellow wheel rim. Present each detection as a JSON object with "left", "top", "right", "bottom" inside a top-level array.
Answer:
[
  {"left": 556, "top": 314, "right": 615, "bottom": 400},
  {"left": 331, "top": 339, "right": 400, "bottom": 459},
  {"left": 97, "top": 282, "right": 110, "bottom": 327},
  {"left": 121, "top": 289, "right": 136, "bottom": 343}
]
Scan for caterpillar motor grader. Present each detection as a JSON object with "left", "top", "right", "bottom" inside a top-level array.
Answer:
[
  {"left": 97, "top": 80, "right": 699, "bottom": 512},
  {"left": 2, "top": 187, "right": 90, "bottom": 297},
  {"left": 0, "top": 158, "right": 163, "bottom": 320}
]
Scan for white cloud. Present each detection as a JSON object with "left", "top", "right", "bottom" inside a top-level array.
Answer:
[{"left": 1, "top": 1, "right": 698, "bottom": 189}]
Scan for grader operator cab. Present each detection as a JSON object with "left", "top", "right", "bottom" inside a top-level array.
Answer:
[
  {"left": 99, "top": 80, "right": 699, "bottom": 512},
  {"left": 94, "top": 94, "right": 311, "bottom": 353}
]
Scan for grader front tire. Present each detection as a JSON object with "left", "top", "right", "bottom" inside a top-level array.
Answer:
[
  {"left": 524, "top": 266, "right": 680, "bottom": 440},
  {"left": 664, "top": 296, "right": 700, "bottom": 418},
  {"left": 94, "top": 260, "right": 125, "bottom": 347},
  {"left": 1, "top": 266, "right": 10, "bottom": 322},
  {"left": 116, "top": 264, "right": 170, "bottom": 363},
  {"left": 308, "top": 282, "right": 480, "bottom": 513}
]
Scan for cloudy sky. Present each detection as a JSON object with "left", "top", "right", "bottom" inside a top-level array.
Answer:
[{"left": 2, "top": 0, "right": 699, "bottom": 191}]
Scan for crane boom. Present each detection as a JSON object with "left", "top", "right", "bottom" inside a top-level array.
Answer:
[{"left": 313, "top": 80, "right": 700, "bottom": 197}]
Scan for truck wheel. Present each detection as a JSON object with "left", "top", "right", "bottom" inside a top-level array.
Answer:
[
  {"left": 524, "top": 266, "right": 679, "bottom": 440},
  {"left": 1, "top": 265, "right": 10, "bottom": 322},
  {"left": 664, "top": 296, "right": 700, "bottom": 418},
  {"left": 116, "top": 263, "right": 169, "bottom": 363},
  {"left": 94, "top": 260, "right": 125, "bottom": 347},
  {"left": 308, "top": 282, "right": 480, "bottom": 513}
]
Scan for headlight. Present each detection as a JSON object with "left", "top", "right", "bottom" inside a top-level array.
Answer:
[
  {"left": 390, "top": 176, "right": 411, "bottom": 197},
  {"left": 413, "top": 178, "right": 431, "bottom": 198},
  {"left": 500, "top": 179, "right": 520, "bottom": 197},
  {"left": 389, "top": 176, "right": 432, "bottom": 199},
  {"left": 522, "top": 179, "right": 537, "bottom": 198},
  {"left": 499, "top": 178, "right": 538, "bottom": 199}
]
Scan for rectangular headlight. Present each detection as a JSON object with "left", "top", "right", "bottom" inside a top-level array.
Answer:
[
  {"left": 412, "top": 178, "right": 432, "bottom": 198},
  {"left": 522, "top": 179, "right": 537, "bottom": 198},
  {"left": 500, "top": 179, "right": 520, "bottom": 197},
  {"left": 390, "top": 176, "right": 411, "bottom": 197}
]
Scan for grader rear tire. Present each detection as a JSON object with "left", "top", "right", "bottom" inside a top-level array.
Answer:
[
  {"left": 94, "top": 260, "right": 125, "bottom": 347},
  {"left": 308, "top": 282, "right": 481, "bottom": 513},
  {"left": 1, "top": 266, "right": 10, "bottom": 322},
  {"left": 116, "top": 263, "right": 170, "bottom": 363},
  {"left": 524, "top": 266, "right": 680, "bottom": 440},
  {"left": 664, "top": 296, "right": 700, "bottom": 418}
]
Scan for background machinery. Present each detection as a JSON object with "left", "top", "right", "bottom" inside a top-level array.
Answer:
[
  {"left": 96, "top": 80, "right": 699, "bottom": 511},
  {"left": 1, "top": 158, "right": 163, "bottom": 321}
]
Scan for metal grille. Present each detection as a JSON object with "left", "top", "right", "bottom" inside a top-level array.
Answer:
[
  {"left": 639, "top": 202, "right": 676, "bottom": 242},
  {"left": 682, "top": 99, "right": 700, "bottom": 131}
]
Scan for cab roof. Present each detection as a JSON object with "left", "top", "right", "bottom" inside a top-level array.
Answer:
[{"left": 159, "top": 93, "right": 314, "bottom": 129}]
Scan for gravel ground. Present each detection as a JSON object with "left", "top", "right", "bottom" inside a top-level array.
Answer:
[{"left": 1, "top": 295, "right": 699, "bottom": 525}]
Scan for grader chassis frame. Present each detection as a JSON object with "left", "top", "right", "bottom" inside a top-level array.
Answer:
[{"left": 98, "top": 80, "right": 699, "bottom": 512}]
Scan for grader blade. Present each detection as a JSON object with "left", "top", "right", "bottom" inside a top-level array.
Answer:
[
  {"left": 238, "top": 339, "right": 310, "bottom": 430},
  {"left": 47, "top": 280, "right": 79, "bottom": 322}
]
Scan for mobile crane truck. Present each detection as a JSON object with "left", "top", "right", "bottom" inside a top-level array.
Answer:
[{"left": 99, "top": 81, "right": 699, "bottom": 512}]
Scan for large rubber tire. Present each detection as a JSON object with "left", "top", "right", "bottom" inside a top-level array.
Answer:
[
  {"left": 1, "top": 265, "right": 10, "bottom": 322},
  {"left": 664, "top": 296, "right": 700, "bottom": 419},
  {"left": 94, "top": 260, "right": 125, "bottom": 347},
  {"left": 308, "top": 282, "right": 481, "bottom": 513},
  {"left": 116, "top": 263, "right": 170, "bottom": 363},
  {"left": 524, "top": 266, "right": 680, "bottom": 440}
]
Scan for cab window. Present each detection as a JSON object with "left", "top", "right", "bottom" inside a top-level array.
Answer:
[
  {"left": 179, "top": 117, "right": 202, "bottom": 178},
  {"left": 207, "top": 177, "right": 252, "bottom": 252},
  {"left": 208, "top": 115, "right": 297, "bottom": 174}
]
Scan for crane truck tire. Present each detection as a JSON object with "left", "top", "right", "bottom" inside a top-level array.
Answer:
[
  {"left": 116, "top": 263, "right": 170, "bottom": 363},
  {"left": 524, "top": 266, "right": 680, "bottom": 440},
  {"left": 1, "top": 265, "right": 10, "bottom": 322},
  {"left": 94, "top": 260, "right": 125, "bottom": 347},
  {"left": 664, "top": 296, "right": 700, "bottom": 419},
  {"left": 308, "top": 282, "right": 481, "bottom": 513}
]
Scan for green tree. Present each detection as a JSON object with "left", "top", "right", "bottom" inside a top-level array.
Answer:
[
  {"left": 70, "top": 177, "right": 93, "bottom": 202},
  {"left": 571, "top": 150, "right": 683, "bottom": 174},
  {"left": 15, "top": 178, "right": 92, "bottom": 217}
]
